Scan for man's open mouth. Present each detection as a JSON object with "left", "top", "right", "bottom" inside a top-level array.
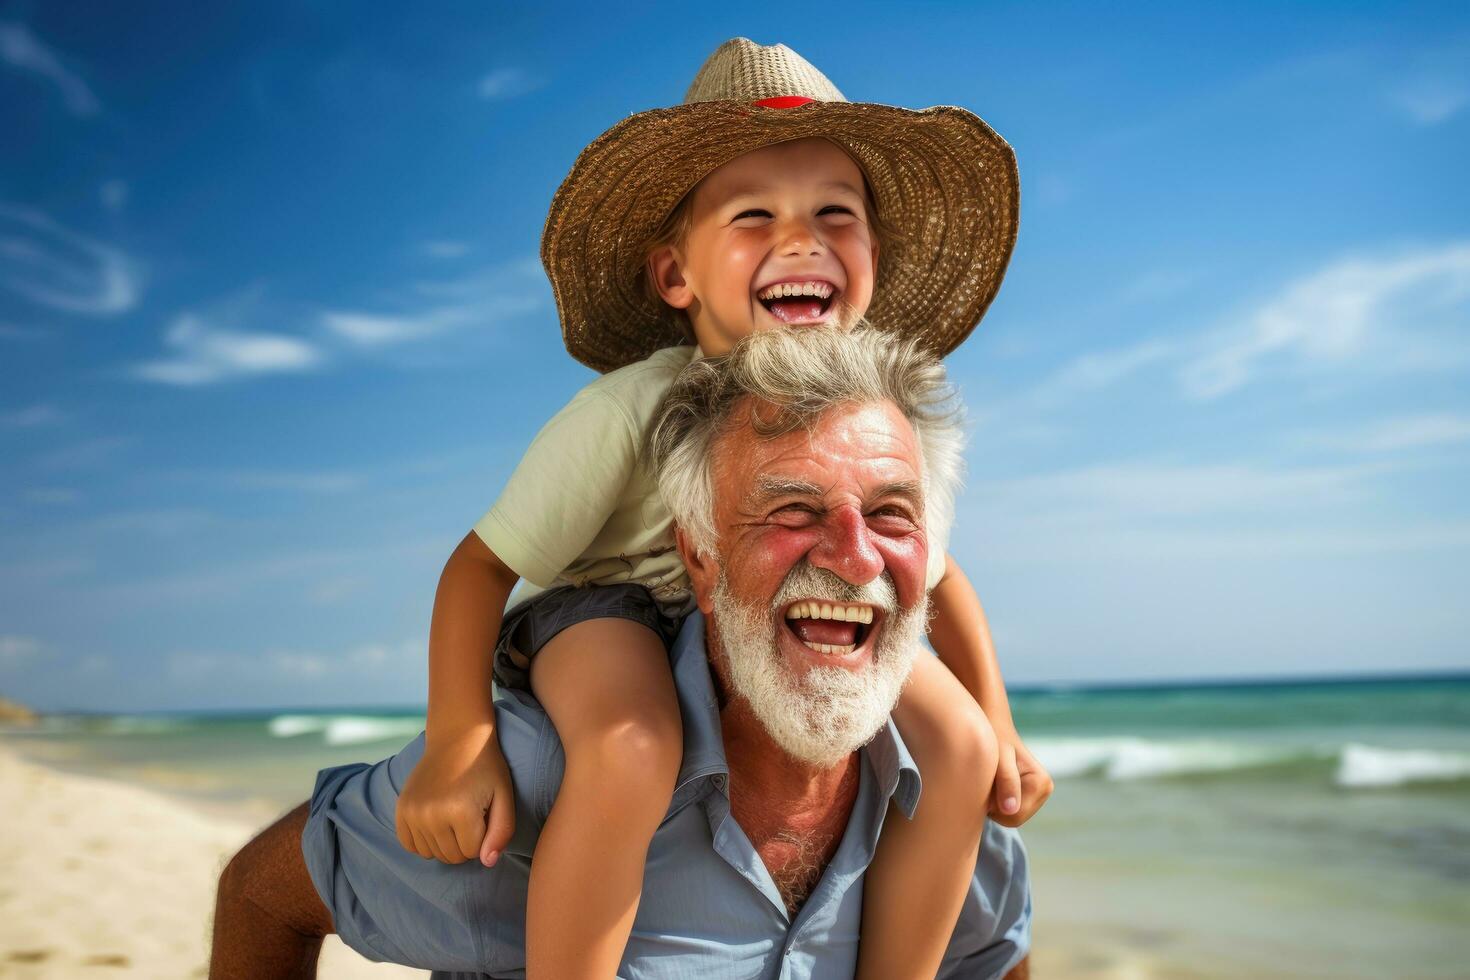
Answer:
[
  {"left": 782, "top": 600, "right": 876, "bottom": 655},
  {"left": 756, "top": 280, "right": 838, "bottom": 324}
]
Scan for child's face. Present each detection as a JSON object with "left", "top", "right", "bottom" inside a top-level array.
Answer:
[{"left": 649, "top": 138, "right": 880, "bottom": 356}]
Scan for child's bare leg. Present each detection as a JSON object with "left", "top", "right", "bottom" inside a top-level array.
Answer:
[
  {"left": 210, "top": 803, "right": 333, "bottom": 980},
  {"left": 857, "top": 653, "right": 998, "bottom": 980},
  {"left": 526, "top": 618, "right": 682, "bottom": 979}
]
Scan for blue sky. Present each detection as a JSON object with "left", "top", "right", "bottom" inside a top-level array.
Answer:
[{"left": 2, "top": 2, "right": 1466, "bottom": 711}]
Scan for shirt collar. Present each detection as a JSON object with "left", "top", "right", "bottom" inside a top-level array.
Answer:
[{"left": 668, "top": 611, "right": 921, "bottom": 818}]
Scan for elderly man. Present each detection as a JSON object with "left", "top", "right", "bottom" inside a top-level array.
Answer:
[{"left": 211, "top": 327, "right": 1032, "bottom": 979}]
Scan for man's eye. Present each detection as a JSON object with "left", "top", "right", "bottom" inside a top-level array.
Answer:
[{"left": 868, "top": 507, "right": 917, "bottom": 527}]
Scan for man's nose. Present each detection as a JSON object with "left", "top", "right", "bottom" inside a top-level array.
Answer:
[{"left": 807, "top": 506, "right": 884, "bottom": 586}]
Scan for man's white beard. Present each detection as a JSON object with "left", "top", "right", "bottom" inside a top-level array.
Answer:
[{"left": 711, "top": 562, "right": 928, "bottom": 768}]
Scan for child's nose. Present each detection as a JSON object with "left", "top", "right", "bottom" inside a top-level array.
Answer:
[
  {"left": 806, "top": 505, "right": 884, "bottom": 587},
  {"left": 778, "top": 217, "right": 825, "bottom": 257}
]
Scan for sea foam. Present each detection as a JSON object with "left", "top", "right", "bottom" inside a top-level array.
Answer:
[
  {"left": 1031, "top": 736, "right": 1470, "bottom": 788},
  {"left": 1334, "top": 744, "right": 1470, "bottom": 788},
  {"left": 267, "top": 714, "right": 422, "bottom": 745}
]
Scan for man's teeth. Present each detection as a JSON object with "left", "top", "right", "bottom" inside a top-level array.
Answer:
[
  {"left": 784, "top": 602, "right": 874, "bottom": 624},
  {"left": 800, "top": 640, "right": 856, "bottom": 655},
  {"left": 757, "top": 281, "right": 834, "bottom": 301}
]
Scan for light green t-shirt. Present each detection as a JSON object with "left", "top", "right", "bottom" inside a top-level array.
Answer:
[{"left": 474, "top": 345, "right": 948, "bottom": 610}]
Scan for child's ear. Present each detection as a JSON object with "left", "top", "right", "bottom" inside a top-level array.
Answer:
[
  {"left": 648, "top": 248, "right": 695, "bottom": 310},
  {"left": 674, "top": 526, "right": 718, "bottom": 614}
]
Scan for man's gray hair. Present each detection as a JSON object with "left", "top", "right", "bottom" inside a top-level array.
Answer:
[{"left": 648, "top": 326, "right": 965, "bottom": 558}]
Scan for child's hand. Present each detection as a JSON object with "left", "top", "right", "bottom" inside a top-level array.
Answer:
[
  {"left": 396, "top": 725, "right": 516, "bottom": 867},
  {"left": 989, "top": 729, "right": 1053, "bottom": 828}
]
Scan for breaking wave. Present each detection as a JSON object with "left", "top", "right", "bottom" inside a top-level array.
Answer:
[
  {"left": 1029, "top": 737, "right": 1470, "bottom": 789},
  {"left": 267, "top": 714, "right": 422, "bottom": 746}
]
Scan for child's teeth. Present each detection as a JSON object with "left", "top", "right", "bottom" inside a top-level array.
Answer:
[{"left": 759, "top": 282, "right": 835, "bottom": 301}]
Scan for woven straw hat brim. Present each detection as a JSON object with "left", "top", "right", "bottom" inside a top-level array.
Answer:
[{"left": 543, "top": 99, "right": 1019, "bottom": 373}]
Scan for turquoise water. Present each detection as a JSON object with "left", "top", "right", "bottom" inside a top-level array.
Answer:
[{"left": 5, "top": 675, "right": 1469, "bottom": 976}]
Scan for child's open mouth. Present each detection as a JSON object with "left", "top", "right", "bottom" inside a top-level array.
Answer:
[{"left": 756, "top": 280, "right": 838, "bottom": 325}]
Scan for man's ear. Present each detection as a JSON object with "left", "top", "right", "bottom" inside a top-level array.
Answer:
[
  {"left": 674, "top": 526, "right": 718, "bottom": 615},
  {"left": 648, "top": 247, "right": 695, "bottom": 310}
]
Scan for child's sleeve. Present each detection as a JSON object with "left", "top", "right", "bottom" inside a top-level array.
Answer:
[{"left": 474, "top": 386, "right": 641, "bottom": 588}]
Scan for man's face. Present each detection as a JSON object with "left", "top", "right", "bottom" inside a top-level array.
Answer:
[
  {"left": 685, "top": 400, "right": 932, "bottom": 765},
  {"left": 650, "top": 137, "right": 880, "bottom": 357}
]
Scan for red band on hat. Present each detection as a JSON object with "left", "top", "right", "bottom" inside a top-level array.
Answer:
[{"left": 753, "top": 96, "right": 815, "bottom": 109}]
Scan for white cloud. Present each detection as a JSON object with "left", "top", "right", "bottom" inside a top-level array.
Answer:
[
  {"left": 99, "top": 179, "right": 129, "bottom": 212},
  {"left": 1181, "top": 243, "right": 1470, "bottom": 399},
  {"left": 0, "top": 555, "right": 93, "bottom": 582},
  {"left": 0, "top": 403, "right": 62, "bottom": 428},
  {"left": 980, "top": 459, "right": 1388, "bottom": 518},
  {"left": 168, "top": 639, "right": 417, "bottom": 684},
  {"left": 1028, "top": 339, "right": 1178, "bottom": 407},
  {"left": 35, "top": 436, "right": 130, "bottom": 469},
  {"left": 86, "top": 508, "right": 212, "bottom": 536},
  {"left": 321, "top": 309, "right": 463, "bottom": 346},
  {"left": 321, "top": 259, "right": 544, "bottom": 347},
  {"left": 959, "top": 458, "right": 1465, "bottom": 565},
  {"left": 24, "top": 487, "right": 80, "bottom": 505},
  {"left": 0, "top": 322, "right": 47, "bottom": 341},
  {"left": 1300, "top": 414, "right": 1470, "bottom": 453},
  {"left": 1392, "top": 81, "right": 1469, "bottom": 125},
  {"left": 477, "top": 67, "right": 540, "bottom": 101},
  {"left": 94, "top": 538, "right": 441, "bottom": 606},
  {"left": 134, "top": 313, "right": 323, "bottom": 385},
  {"left": 227, "top": 469, "right": 362, "bottom": 494},
  {"left": 420, "top": 240, "right": 472, "bottom": 259},
  {"left": 0, "top": 205, "right": 141, "bottom": 315},
  {"left": 0, "top": 21, "right": 99, "bottom": 116},
  {"left": 0, "top": 635, "right": 41, "bottom": 666},
  {"left": 1388, "top": 46, "right": 1469, "bottom": 126}
]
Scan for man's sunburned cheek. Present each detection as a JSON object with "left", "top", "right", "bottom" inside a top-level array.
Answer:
[{"left": 874, "top": 533, "right": 929, "bottom": 609}]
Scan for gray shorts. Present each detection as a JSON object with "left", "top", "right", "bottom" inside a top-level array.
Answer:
[{"left": 492, "top": 583, "right": 684, "bottom": 691}]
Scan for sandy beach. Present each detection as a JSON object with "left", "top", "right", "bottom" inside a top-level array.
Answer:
[{"left": 0, "top": 747, "right": 422, "bottom": 980}]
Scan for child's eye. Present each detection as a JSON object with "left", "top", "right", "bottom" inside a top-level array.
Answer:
[
  {"left": 818, "top": 205, "right": 855, "bottom": 216},
  {"left": 733, "top": 209, "right": 772, "bottom": 221}
]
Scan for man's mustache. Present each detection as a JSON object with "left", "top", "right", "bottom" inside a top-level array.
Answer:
[{"left": 770, "top": 561, "right": 898, "bottom": 615}]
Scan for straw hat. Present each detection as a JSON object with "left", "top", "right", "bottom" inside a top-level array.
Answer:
[{"left": 543, "top": 37, "right": 1019, "bottom": 373}]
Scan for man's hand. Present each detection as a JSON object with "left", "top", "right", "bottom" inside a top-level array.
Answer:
[
  {"left": 396, "top": 725, "right": 516, "bottom": 866},
  {"left": 988, "top": 730, "right": 1053, "bottom": 828}
]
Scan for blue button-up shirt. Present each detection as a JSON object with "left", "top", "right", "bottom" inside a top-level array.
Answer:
[{"left": 303, "top": 612, "right": 1031, "bottom": 979}]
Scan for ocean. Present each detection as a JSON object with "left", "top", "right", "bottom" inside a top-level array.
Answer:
[{"left": 5, "top": 675, "right": 1469, "bottom": 977}]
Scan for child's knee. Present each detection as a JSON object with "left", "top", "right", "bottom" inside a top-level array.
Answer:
[{"left": 923, "top": 702, "right": 998, "bottom": 813}]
